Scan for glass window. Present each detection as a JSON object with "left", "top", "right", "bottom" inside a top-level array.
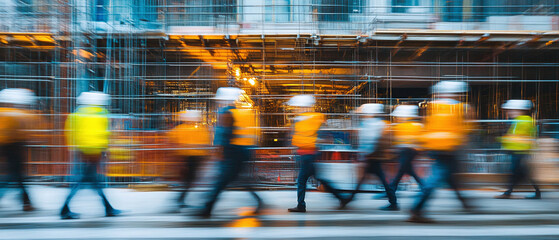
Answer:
[
  {"left": 167, "top": 0, "right": 237, "bottom": 26},
  {"left": 265, "top": 0, "right": 291, "bottom": 23},
  {"left": 391, "top": 0, "right": 419, "bottom": 13},
  {"left": 442, "top": 0, "right": 463, "bottom": 22},
  {"left": 94, "top": 0, "right": 109, "bottom": 22},
  {"left": 315, "top": 0, "right": 362, "bottom": 22},
  {"left": 134, "top": 0, "right": 159, "bottom": 22}
]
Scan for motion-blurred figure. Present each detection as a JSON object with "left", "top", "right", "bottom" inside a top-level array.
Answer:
[
  {"left": 341, "top": 103, "right": 398, "bottom": 211},
  {"left": 168, "top": 110, "right": 211, "bottom": 210},
  {"left": 196, "top": 87, "right": 263, "bottom": 218},
  {"left": 287, "top": 95, "right": 346, "bottom": 213},
  {"left": 408, "top": 81, "right": 472, "bottom": 223},
  {"left": 495, "top": 100, "right": 541, "bottom": 199},
  {"left": 60, "top": 91, "right": 121, "bottom": 220},
  {"left": 0, "top": 88, "right": 36, "bottom": 211},
  {"left": 389, "top": 105, "right": 424, "bottom": 193}
]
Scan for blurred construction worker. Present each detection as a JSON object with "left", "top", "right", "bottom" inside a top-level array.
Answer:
[
  {"left": 196, "top": 87, "right": 263, "bottom": 218},
  {"left": 389, "top": 105, "right": 424, "bottom": 193},
  {"left": 0, "top": 88, "right": 36, "bottom": 211},
  {"left": 60, "top": 91, "right": 121, "bottom": 220},
  {"left": 340, "top": 103, "right": 398, "bottom": 211},
  {"left": 408, "top": 81, "right": 472, "bottom": 223},
  {"left": 167, "top": 109, "right": 211, "bottom": 210},
  {"left": 495, "top": 100, "right": 541, "bottom": 199},
  {"left": 287, "top": 95, "right": 347, "bottom": 213}
]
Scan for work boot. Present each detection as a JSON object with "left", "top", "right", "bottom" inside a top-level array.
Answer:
[
  {"left": 60, "top": 206, "right": 80, "bottom": 220},
  {"left": 494, "top": 193, "right": 511, "bottom": 199},
  {"left": 287, "top": 206, "right": 306, "bottom": 213},
  {"left": 525, "top": 192, "right": 542, "bottom": 199},
  {"left": 337, "top": 198, "right": 351, "bottom": 210},
  {"left": 193, "top": 207, "right": 212, "bottom": 218},
  {"left": 23, "top": 203, "right": 35, "bottom": 212},
  {"left": 105, "top": 209, "right": 123, "bottom": 217},
  {"left": 379, "top": 203, "right": 400, "bottom": 211},
  {"left": 406, "top": 211, "right": 435, "bottom": 223}
]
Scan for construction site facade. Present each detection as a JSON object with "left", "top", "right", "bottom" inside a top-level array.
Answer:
[{"left": 2, "top": 0, "right": 559, "bottom": 186}]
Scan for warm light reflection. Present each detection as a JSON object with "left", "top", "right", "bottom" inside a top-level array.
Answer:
[{"left": 248, "top": 78, "right": 256, "bottom": 86}]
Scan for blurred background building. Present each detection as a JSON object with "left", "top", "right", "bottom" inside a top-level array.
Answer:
[{"left": 2, "top": 0, "right": 559, "bottom": 186}]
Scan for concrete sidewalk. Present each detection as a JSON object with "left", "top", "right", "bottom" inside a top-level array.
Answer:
[{"left": 0, "top": 186, "right": 558, "bottom": 239}]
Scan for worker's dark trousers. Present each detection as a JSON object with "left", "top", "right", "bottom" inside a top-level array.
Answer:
[
  {"left": 504, "top": 152, "right": 541, "bottom": 195},
  {"left": 412, "top": 151, "right": 468, "bottom": 214},
  {"left": 349, "top": 160, "right": 397, "bottom": 205},
  {"left": 296, "top": 153, "right": 345, "bottom": 209},
  {"left": 390, "top": 147, "right": 423, "bottom": 191},
  {"left": 0, "top": 142, "right": 31, "bottom": 206},
  {"left": 61, "top": 153, "right": 115, "bottom": 214},
  {"left": 176, "top": 156, "right": 204, "bottom": 205},
  {"left": 203, "top": 145, "right": 262, "bottom": 213}
]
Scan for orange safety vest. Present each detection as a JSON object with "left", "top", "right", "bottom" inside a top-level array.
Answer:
[
  {"left": 292, "top": 112, "right": 325, "bottom": 151},
  {"left": 168, "top": 123, "right": 211, "bottom": 156},
  {"left": 0, "top": 107, "right": 31, "bottom": 144},
  {"left": 230, "top": 108, "right": 259, "bottom": 146},
  {"left": 421, "top": 99, "right": 469, "bottom": 151},
  {"left": 392, "top": 121, "right": 423, "bottom": 148}
]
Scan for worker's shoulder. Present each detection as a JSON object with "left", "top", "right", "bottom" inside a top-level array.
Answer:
[{"left": 516, "top": 115, "right": 534, "bottom": 121}]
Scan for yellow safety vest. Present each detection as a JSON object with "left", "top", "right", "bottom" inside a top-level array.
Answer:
[
  {"left": 392, "top": 121, "right": 423, "bottom": 148},
  {"left": 168, "top": 123, "right": 211, "bottom": 156},
  {"left": 421, "top": 99, "right": 468, "bottom": 151},
  {"left": 65, "top": 106, "right": 110, "bottom": 155},
  {"left": 292, "top": 112, "right": 324, "bottom": 150},
  {"left": 501, "top": 115, "right": 536, "bottom": 152},
  {"left": 230, "top": 108, "right": 259, "bottom": 146}
]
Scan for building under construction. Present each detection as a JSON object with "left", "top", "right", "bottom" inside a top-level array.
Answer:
[{"left": 2, "top": 0, "right": 559, "bottom": 185}]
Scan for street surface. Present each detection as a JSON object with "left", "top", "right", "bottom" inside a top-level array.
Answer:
[{"left": 0, "top": 186, "right": 558, "bottom": 239}]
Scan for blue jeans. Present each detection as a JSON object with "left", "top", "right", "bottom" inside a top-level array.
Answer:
[
  {"left": 203, "top": 145, "right": 262, "bottom": 212},
  {"left": 296, "top": 154, "right": 344, "bottom": 209},
  {"left": 412, "top": 151, "right": 468, "bottom": 214},
  {"left": 349, "top": 159, "right": 397, "bottom": 205},
  {"left": 61, "top": 153, "right": 114, "bottom": 214},
  {"left": 176, "top": 156, "right": 204, "bottom": 205},
  {"left": 390, "top": 147, "right": 423, "bottom": 191},
  {"left": 504, "top": 152, "right": 540, "bottom": 195},
  {"left": 0, "top": 142, "right": 31, "bottom": 206}
]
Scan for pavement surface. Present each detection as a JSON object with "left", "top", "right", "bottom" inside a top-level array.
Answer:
[{"left": 0, "top": 186, "right": 558, "bottom": 239}]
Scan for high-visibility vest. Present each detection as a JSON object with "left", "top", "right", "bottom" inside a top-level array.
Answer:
[
  {"left": 65, "top": 106, "right": 110, "bottom": 155},
  {"left": 392, "top": 121, "right": 423, "bottom": 148},
  {"left": 291, "top": 112, "right": 324, "bottom": 150},
  {"left": 501, "top": 115, "right": 536, "bottom": 151},
  {"left": 421, "top": 99, "right": 468, "bottom": 151},
  {"left": 0, "top": 107, "right": 27, "bottom": 144},
  {"left": 168, "top": 123, "right": 211, "bottom": 156},
  {"left": 230, "top": 108, "right": 259, "bottom": 146}
]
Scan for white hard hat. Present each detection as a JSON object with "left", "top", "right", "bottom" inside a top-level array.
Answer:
[
  {"left": 391, "top": 105, "right": 419, "bottom": 118},
  {"left": 0, "top": 88, "right": 36, "bottom": 105},
  {"left": 432, "top": 81, "right": 468, "bottom": 94},
  {"left": 287, "top": 95, "right": 315, "bottom": 107},
  {"left": 77, "top": 91, "right": 110, "bottom": 106},
  {"left": 179, "top": 109, "right": 202, "bottom": 122},
  {"left": 502, "top": 99, "right": 532, "bottom": 110},
  {"left": 214, "top": 87, "right": 243, "bottom": 101},
  {"left": 357, "top": 103, "right": 384, "bottom": 115}
]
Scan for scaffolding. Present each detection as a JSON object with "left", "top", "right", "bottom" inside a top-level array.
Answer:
[{"left": 0, "top": 1, "right": 558, "bottom": 186}]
